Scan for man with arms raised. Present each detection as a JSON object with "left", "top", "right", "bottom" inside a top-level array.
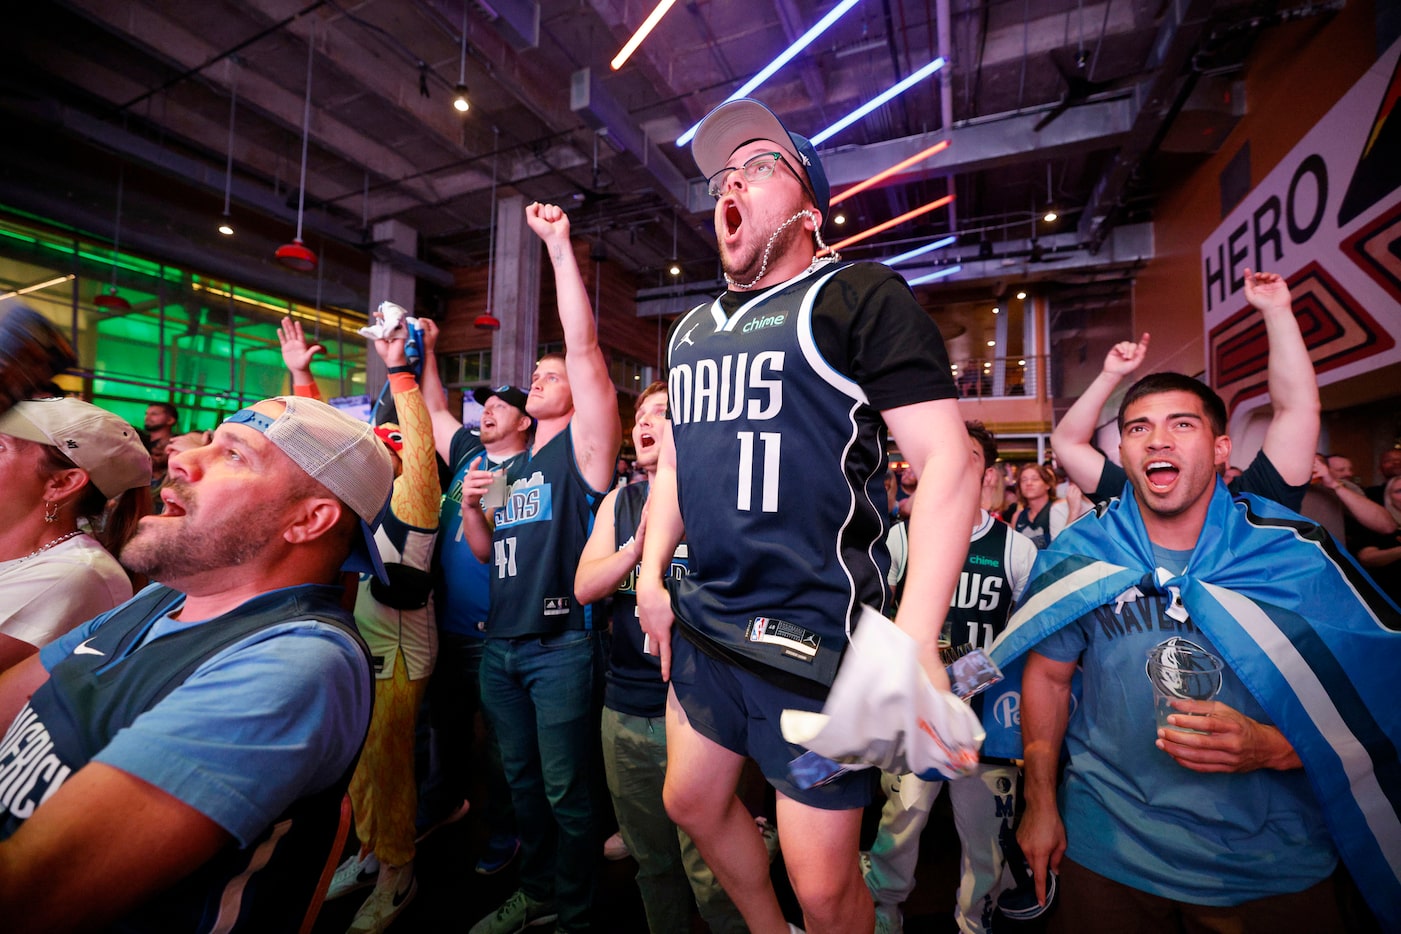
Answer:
[
  {"left": 462, "top": 202, "right": 622, "bottom": 934},
  {"left": 637, "top": 100, "right": 978, "bottom": 934},
  {"left": 993, "top": 372, "right": 1401, "bottom": 930},
  {"left": 0, "top": 395, "right": 392, "bottom": 933},
  {"left": 1051, "top": 269, "right": 1316, "bottom": 510}
]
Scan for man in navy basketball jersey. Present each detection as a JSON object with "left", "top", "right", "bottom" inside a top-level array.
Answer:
[
  {"left": 460, "top": 202, "right": 622, "bottom": 934},
  {"left": 865, "top": 422, "right": 1040, "bottom": 934},
  {"left": 637, "top": 99, "right": 979, "bottom": 933},
  {"left": 575, "top": 380, "right": 746, "bottom": 934}
]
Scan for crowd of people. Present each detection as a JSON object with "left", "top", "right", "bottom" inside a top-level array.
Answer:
[{"left": 0, "top": 95, "right": 1398, "bottom": 934}]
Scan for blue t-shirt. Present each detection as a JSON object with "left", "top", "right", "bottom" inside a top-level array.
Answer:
[
  {"left": 1032, "top": 545, "right": 1336, "bottom": 904},
  {"left": 435, "top": 429, "right": 526, "bottom": 637},
  {"left": 37, "top": 592, "right": 371, "bottom": 846}
]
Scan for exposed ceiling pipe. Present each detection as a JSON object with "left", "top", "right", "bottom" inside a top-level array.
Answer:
[
  {"left": 936, "top": 0, "right": 956, "bottom": 232},
  {"left": 1077, "top": 0, "right": 1218, "bottom": 251}
]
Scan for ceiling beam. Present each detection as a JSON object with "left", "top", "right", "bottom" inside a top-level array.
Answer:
[
  {"left": 1076, "top": 0, "right": 1219, "bottom": 250},
  {"left": 44, "top": 106, "right": 454, "bottom": 286},
  {"left": 682, "top": 95, "right": 1134, "bottom": 213},
  {"left": 72, "top": 0, "right": 447, "bottom": 206},
  {"left": 570, "top": 67, "right": 691, "bottom": 207},
  {"left": 632, "top": 222, "right": 1154, "bottom": 317}
]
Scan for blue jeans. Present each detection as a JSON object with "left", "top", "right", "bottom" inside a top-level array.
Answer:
[{"left": 481, "top": 631, "right": 601, "bottom": 932}]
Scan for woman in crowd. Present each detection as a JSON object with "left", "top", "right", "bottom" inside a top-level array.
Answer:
[
  {"left": 1352, "top": 475, "right": 1401, "bottom": 605},
  {"left": 1009, "top": 462, "right": 1067, "bottom": 549},
  {"left": 0, "top": 396, "right": 150, "bottom": 672}
]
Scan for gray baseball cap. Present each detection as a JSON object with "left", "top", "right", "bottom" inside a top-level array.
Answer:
[{"left": 692, "top": 99, "right": 830, "bottom": 220}]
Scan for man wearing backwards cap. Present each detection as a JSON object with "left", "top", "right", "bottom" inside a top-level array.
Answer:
[
  {"left": 637, "top": 99, "right": 978, "bottom": 933},
  {"left": 0, "top": 395, "right": 393, "bottom": 933}
]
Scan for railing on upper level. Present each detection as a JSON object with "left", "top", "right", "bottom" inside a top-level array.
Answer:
[{"left": 950, "top": 354, "right": 1043, "bottom": 400}]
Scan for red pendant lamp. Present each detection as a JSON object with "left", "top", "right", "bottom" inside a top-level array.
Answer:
[
  {"left": 475, "top": 132, "right": 501, "bottom": 330},
  {"left": 95, "top": 167, "right": 131, "bottom": 311},
  {"left": 277, "top": 25, "right": 318, "bottom": 272}
]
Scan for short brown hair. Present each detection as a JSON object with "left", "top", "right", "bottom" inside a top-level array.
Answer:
[{"left": 965, "top": 420, "right": 998, "bottom": 470}]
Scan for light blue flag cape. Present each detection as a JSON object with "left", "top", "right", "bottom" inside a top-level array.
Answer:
[{"left": 986, "top": 480, "right": 1401, "bottom": 927}]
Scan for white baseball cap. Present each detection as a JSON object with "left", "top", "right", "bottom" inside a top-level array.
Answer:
[{"left": 0, "top": 397, "right": 151, "bottom": 498}]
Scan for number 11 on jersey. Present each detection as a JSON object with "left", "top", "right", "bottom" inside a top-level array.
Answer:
[{"left": 736, "top": 430, "right": 780, "bottom": 512}]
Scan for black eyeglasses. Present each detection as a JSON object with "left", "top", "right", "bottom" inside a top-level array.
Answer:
[{"left": 706, "top": 151, "right": 818, "bottom": 209}]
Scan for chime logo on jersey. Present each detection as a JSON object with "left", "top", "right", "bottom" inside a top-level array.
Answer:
[
  {"left": 0, "top": 705, "right": 71, "bottom": 820},
  {"left": 493, "top": 471, "right": 552, "bottom": 529},
  {"left": 668, "top": 351, "right": 784, "bottom": 425},
  {"left": 741, "top": 312, "right": 786, "bottom": 333}
]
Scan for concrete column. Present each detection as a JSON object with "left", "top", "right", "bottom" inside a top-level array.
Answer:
[
  {"left": 490, "top": 194, "right": 542, "bottom": 386},
  {"left": 991, "top": 303, "right": 1010, "bottom": 395},
  {"left": 367, "top": 219, "right": 418, "bottom": 398}
]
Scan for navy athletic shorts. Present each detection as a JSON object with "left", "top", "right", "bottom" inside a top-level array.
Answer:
[{"left": 670, "top": 632, "right": 877, "bottom": 810}]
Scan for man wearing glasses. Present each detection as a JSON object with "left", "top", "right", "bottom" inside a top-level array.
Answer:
[{"left": 638, "top": 99, "right": 978, "bottom": 933}]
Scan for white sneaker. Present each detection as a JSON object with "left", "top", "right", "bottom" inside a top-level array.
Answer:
[
  {"left": 347, "top": 861, "right": 417, "bottom": 934},
  {"left": 327, "top": 850, "right": 380, "bottom": 901}
]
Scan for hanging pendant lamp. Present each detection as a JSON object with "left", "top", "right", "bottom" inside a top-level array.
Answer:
[
  {"left": 474, "top": 132, "right": 501, "bottom": 330},
  {"left": 95, "top": 166, "right": 131, "bottom": 311},
  {"left": 218, "top": 62, "right": 238, "bottom": 236},
  {"left": 277, "top": 24, "right": 318, "bottom": 271},
  {"left": 453, "top": 5, "right": 471, "bottom": 114}
]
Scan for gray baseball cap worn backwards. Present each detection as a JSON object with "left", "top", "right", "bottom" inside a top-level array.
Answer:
[
  {"left": 226, "top": 396, "right": 395, "bottom": 582},
  {"left": 691, "top": 99, "right": 830, "bottom": 220}
]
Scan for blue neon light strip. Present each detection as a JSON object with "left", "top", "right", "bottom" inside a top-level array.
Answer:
[
  {"left": 882, "top": 235, "right": 956, "bottom": 266},
  {"left": 810, "top": 56, "right": 946, "bottom": 146},
  {"left": 675, "top": 0, "right": 864, "bottom": 147},
  {"left": 906, "top": 264, "right": 962, "bottom": 286}
]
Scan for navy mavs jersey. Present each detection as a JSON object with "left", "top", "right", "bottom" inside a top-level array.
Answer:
[
  {"left": 484, "top": 425, "right": 604, "bottom": 638},
  {"left": 605, "top": 480, "right": 691, "bottom": 717},
  {"left": 667, "top": 262, "right": 953, "bottom": 690},
  {"left": 946, "top": 518, "right": 1017, "bottom": 652}
]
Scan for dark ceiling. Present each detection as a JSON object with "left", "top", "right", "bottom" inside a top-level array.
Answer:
[{"left": 0, "top": 0, "right": 1339, "bottom": 313}]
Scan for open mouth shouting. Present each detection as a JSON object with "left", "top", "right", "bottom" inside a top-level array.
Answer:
[
  {"left": 637, "top": 430, "right": 656, "bottom": 450},
  {"left": 720, "top": 197, "right": 743, "bottom": 244},
  {"left": 1143, "top": 460, "right": 1181, "bottom": 492}
]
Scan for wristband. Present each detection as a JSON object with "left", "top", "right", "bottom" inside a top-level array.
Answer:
[{"left": 387, "top": 365, "right": 414, "bottom": 374}]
